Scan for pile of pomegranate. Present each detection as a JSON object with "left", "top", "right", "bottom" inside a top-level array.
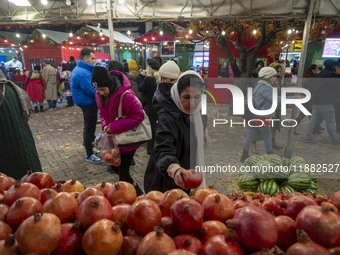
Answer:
[{"left": 1, "top": 171, "right": 340, "bottom": 255}]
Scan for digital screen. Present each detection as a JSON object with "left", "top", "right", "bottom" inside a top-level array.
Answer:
[{"left": 322, "top": 38, "right": 340, "bottom": 57}]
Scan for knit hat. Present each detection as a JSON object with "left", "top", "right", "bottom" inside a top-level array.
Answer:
[
  {"left": 159, "top": 61, "right": 181, "bottom": 79},
  {"left": 258, "top": 67, "right": 277, "bottom": 78},
  {"left": 41, "top": 58, "right": 50, "bottom": 64},
  {"left": 147, "top": 58, "right": 160, "bottom": 71},
  {"left": 128, "top": 60, "right": 138, "bottom": 71},
  {"left": 269, "top": 63, "right": 282, "bottom": 72},
  {"left": 91, "top": 66, "right": 115, "bottom": 88},
  {"left": 324, "top": 59, "right": 337, "bottom": 69}
]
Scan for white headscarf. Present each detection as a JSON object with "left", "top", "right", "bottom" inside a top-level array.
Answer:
[{"left": 170, "top": 70, "right": 206, "bottom": 188}]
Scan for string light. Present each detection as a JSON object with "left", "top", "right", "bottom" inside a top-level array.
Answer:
[
  {"left": 221, "top": 31, "right": 226, "bottom": 36},
  {"left": 252, "top": 30, "right": 257, "bottom": 35},
  {"left": 127, "top": 30, "right": 131, "bottom": 36},
  {"left": 69, "top": 32, "right": 73, "bottom": 37},
  {"left": 288, "top": 29, "right": 292, "bottom": 34},
  {"left": 189, "top": 29, "right": 193, "bottom": 34},
  {"left": 160, "top": 30, "right": 163, "bottom": 36},
  {"left": 42, "top": 33, "right": 46, "bottom": 39},
  {"left": 16, "top": 33, "right": 20, "bottom": 38},
  {"left": 99, "top": 29, "right": 103, "bottom": 36}
]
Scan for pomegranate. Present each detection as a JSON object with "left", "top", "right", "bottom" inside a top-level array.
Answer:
[
  {"left": 250, "top": 246, "right": 284, "bottom": 255},
  {"left": 127, "top": 199, "right": 162, "bottom": 236},
  {"left": 330, "top": 247, "right": 340, "bottom": 255},
  {"left": 233, "top": 199, "right": 250, "bottom": 210},
  {"left": 167, "top": 250, "right": 196, "bottom": 255},
  {"left": 15, "top": 213, "right": 61, "bottom": 255},
  {"left": 40, "top": 188, "right": 58, "bottom": 205},
  {"left": 0, "top": 175, "right": 16, "bottom": 191},
  {"left": 136, "top": 226, "right": 176, "bottom": 255},
  {"left": 274, "top": 215, "right": 297, "bottom": 251},
  {"left": 198, "top": 220, "right": 228, "bottom": 244},
  {"left": 19, "top": 170, "right": 32, "bottom": 182},
  {"left": 173, "top": 234, "right": 202, "bottom": 253},
  {"left": 296, "top": 205, "right": 340, "bottom": 248},
  {"left": 62, "top": 179, "right": 85, "bottom": 193},
  {"left": 145, "top": 191, "right": 164, "bottom": 204},
  {"left": 170, "top": 197, "right": 204, "bottom": 234},
  {"left": 192, "top": 186, "right": 218, "bottom": 204},
  {"left": 0, "top": 193, "right": 3, "bottom": 203},
  {"left": 77, "top": 187, "right": 104, "bottom": 204},
  {"left": 181, "top": 169, "right": 203, "bottom": 189},
  {"left": 94, "top": 182, "right": 113, "bottom": 196},
  {"left": 6, "top": 197, "right": 43, "bottom": 229},
  {"left": 202, "top": 193, "right": 235, "bottom": 222},
  {"left": 43, "top": 192, "right": 79, "bottom": 223},
  {"left": 159, "top": 189, "right": 188, "bottom": 217},
  {"left": 286, "top": 230, "right": 329, "bottom": 255},
  {"left": 4, "top": 181, "right": 41, "bottom": 207},
  {"left": 261, "top": 197, "right": 285, "bottom": 216},
  {"left": 112, "top": 203, "right": 131, "bottom": 234},
  {"left": 77, "top": 195, "right": 113, "bottom": 230},
  {"left": 52, "top": 221, "right": 83, "bottom": 255},
  {"left": 281, "top": 195, "right": 317, "bottom": 220},
  {"left": 26, "top": 172, "right": 54, "bottom": 189},
  {"left": 200, "top": 234, "right": 243, "bottom": 255},
  {"left": 120, "top": 229, "right": 143, "bottom": 255},
  {"left": 0, "top": 234, "right": 20, "bottom": 255},
  {"left": 226, "top": 205, "right": 278, "bottom": 252},
  {"left": 160, "top": 216, "right": 176, "bottom": 237},
  {"left": 330, "top": 192, "right": 340, "bottom": 211},
  {"left": 82, "top": 219, "right": 123, "bottom": 255},
  {"left": 52, "top": 181, "right": 64, "bottom": 193},
  {"left": 0, "top": 221, "right": 13, "bottom": 240},
  {"left": 0, "top": 203, "right": 9, "bottom": 221},
  {"left": 107, "top": 182, "right": 137, "bottom": 206},
  {"left": 322, "top": 201, "right": 339, "bottom": 214}
]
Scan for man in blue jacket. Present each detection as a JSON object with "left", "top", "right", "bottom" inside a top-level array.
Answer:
[{"left": 71, "top": 48, "right": 101, "bottom": 163}]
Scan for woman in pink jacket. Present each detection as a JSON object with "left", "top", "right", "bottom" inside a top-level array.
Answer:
[{"left": 91, "top": 66, "right": 144, "bottom": 195}]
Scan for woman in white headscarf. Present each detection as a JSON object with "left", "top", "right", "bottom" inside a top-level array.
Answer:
[{"left": 144, "top": 70, "right": 210, "bottom": 193}]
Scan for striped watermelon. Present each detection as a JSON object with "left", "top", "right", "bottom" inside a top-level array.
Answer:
[
  {"left": 244, "top": 155, "right": 263, "bottom": 166},
  {"left": 257, "top": 180, "right": 280, "bottom": 196},
  {"left": 303, "top": 189, "right": 317, "bottom": 195},
  {"left": 280, "top": 186, "right": 295, "bottom": 193},
  {"left": 267, "top": 154, "right": 284, "bottom": 166},
  {"left": 254, "top": 160, "right": 272, "bottom": 180},
  {"left": 238, "top": 175, "right": 261, "bottom": 191},
  {"left": 289, "top": 156, "right": 306, "bottom": 167},
  {"left": 287, "top": 173, "right": 312, "bottom": 191}
]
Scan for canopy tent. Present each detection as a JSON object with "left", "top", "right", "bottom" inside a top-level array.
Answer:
[
  {"left": 0, "top": 31, "right": 29, "bottom": 45},
  {"left": 86, "top": 25, "right": 137, "bottom": 44},
  {"left": 35, "top": 29, "right": 69, "bottom": 44},
  {"left": 0, "top": 0, "right": 339, "bottom": 24}
]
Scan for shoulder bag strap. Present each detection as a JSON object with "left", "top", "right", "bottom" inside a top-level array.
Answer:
[{"left": 118, "top": 90, "right": 129, "bottom": 118}]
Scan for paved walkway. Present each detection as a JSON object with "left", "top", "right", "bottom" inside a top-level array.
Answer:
[{"left": 29, "top": 104, "right": 340, "bottom": 196}]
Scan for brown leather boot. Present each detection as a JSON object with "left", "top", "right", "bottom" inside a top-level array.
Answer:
[
  {"left": 251, "top": 143, "right": 259, "bottom": 154},
  {"left": 273, "top": 141, "right": 284, "bottom": 149}
]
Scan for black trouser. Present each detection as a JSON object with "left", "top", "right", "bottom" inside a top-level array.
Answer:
[
  {"left": 81, "top": 106, "right": 98, "bottom": 157},
  {"left": 116, "top": 149, "right": 136, "bottom": 183},
  {"left": 67, "top": 96, "right": 74, "bottom": 106}
]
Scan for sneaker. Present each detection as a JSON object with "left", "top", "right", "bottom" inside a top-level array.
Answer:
[
  {"left": 93, "top": 149, "right": 101, "bottom": 156},
  {"left": 85, "top": 154, "right": 102, "bottom": 163}
]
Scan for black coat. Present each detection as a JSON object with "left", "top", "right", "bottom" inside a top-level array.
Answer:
[
  {"left": 138, "top": 76, "right": 157, "bottom": 116},
  {"left": 144, "top": 84, "right": 197, "bottom": 193}
]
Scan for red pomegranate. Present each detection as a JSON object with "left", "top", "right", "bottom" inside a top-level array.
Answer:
[
  {"left": 286, "top": 230, "right": 329, "bottom": 255},
  {"left": 226, "top": 205, "right": 278, "bottom": 252},
  {"left": 112, "top": 203, "right": 131, "bottom": 234},
  {"left": 181, "top": 169, "right": 203, "bottom": 189},
  {"left": 15, "top": 213, "right": 61, "bottom": 255},
  {"left": 170, "top": 197, "right": 204, "bottom": 234},
  {"left": 20, "top": 170, "right": 32, "bottom": 182},
  {"left": 281, "top": 195, "right": 317, "bottom": 220},
  {"left": 145, "top": 191, "right": 164, "bottom": 204},
  {"left": 192, "top": 186, "right": 218, "bottom": 204},
  {"left": 200, "top": 234, "right": 243, "bottom": 255},
  {"left": 330, "top": 247, "right": 340, "bottom": 255},
  {"left": 40, "top": 188, "right": 58, "bottom": 205},
  {"left": 0, "top": 174, "right": 16, "bottom": 191},
  {"left": 127, "top": 199, "right": 162, "bottom": 236},
  {"left": 160, "top": 216, "right": 176, "bottom": 237},
  {"left": 167, "top": 250, "right": 196, "bottom": 255},
  {"left": 26, "top": 172, "right": 54, "bottom": 189},
  {"left": 82, "top": 219, "right": 123, "bottom": 255},
  {"left": 198, "top": 220, "right": 228, "bottom": 244},
  {"left": 233, "top": 199, "right": 250, "bottom": 210},
  {"left": 77, "top": 195, "right": 114, "bottom": 230},
  {"left": 330, "top": 192, "right": 340, "bottom": 211},
  {"left": 321, "top": 202, "right": 339, "bottom": 214},
  {"left": 107, "top": 182, "right": 137, "bottom": 206},
  {"left": 159, "top": 189, "right": 188, "bottom": 217},
  {"left": 0, "top": 234, "right": 20, "bottom": 255},
  {"left": 52, "top": 181, "right": 64, "bottom": 193},
  {"left": 173, "top": 234, "right": 202, "bottom": 253},
  {"left": 250, "top": 246, "right": 284, "bottom": 255},
  {"left": 120, "top": 229, "right": 143, "bottom": 255},
  {"left": 261, "top": 197, "right": 285, "bottom": 216},
  {"left": 296, "top": 205, "right": 340, "bottom": 248},
  {"left": 52, "top": 222, "right": 84, "bottom": 255},
  {"left": 0, "top": 221, "right": 13, "bottom": 240},
  {"left": 6, "top": 197, "right": 43, "bottom": 229},
  {"left": 202, "top": 193, "right": 235, "bottom": 222},
  {"left": 4, "top": 181, "right": 41, "bottom": 207},
  {"left": 274, "top": 215, "right": 297, "bottom": 251},
  {"left": 136, "top": 226, "right": 176, "bottom": 255},
  {"left": 0, "top": 203, "right": 9, "bottom": 221},
  {"left": 94, "top": 182, "right": 113, "bottom": 196},
  {"left": 77, "top": 187, "right": 104, "bottom": 204},
  {"left": 62, "top": 179, "right": 85, "bottom": 193}
]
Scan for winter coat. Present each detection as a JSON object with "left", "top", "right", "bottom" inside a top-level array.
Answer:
[
  {"left": 0, "top": 73, "right": 42, "bottom": 179},
  {"left": 71, "top": 60, "right": 97, "bottom": 108},
  {"left": 126, "top": 70, "right": 142, "bottom": 100},
  {"left": 138, "top": 75, "right": 157, "bottom": 116},
  {"left": 311, "top": 69, "right": 340, "bottom": 105},
  {"left": 26, "top": 72, "right": 45, "bottom": 102},
  {"left": 253, "top": 80, "right": 281, "bottom": 118},
  {"left": 95, "top": 71, "right": 144, "bottom": 153},
  {"left": 144, "top": 84, "right": 198, "bottom": 193},
  {"left": 42, "top": 64, "right": 58, "bottom": 101},
  {"left": 67, "top": 61, "right": 76, "bottom": 72}
]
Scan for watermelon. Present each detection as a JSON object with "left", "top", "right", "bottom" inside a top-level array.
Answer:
[
  {"left": 257, "top": 180, "right": 280, "bottom": 196},
  {"left": 238, "top": 175, "right": 261, "bottom": 191},
  {"left": 254, "top": 160, "right": 272, "bottom": 180},
  {"left": 267, "top": 154, "right": 284, "bottom": 166},
  {"left": 280, "top": 186, "right": 295, "bottom": 193},
  {"left": 287, "top": 173, "right": 312, "bottom": 191},
  {"left": 244, "top": 155, "right": 263, "bottom": 166},
  {"left": 289, "top": 156, "right": 306, "bottom": 167}
]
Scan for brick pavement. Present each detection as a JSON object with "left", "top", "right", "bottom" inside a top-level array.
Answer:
[{"left": 28, "top": 104, "right": 340, "bottom": 196}]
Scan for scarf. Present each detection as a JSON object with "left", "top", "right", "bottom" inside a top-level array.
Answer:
[{"left": 170, "top": 70, "right": 206, "bottom": 188}]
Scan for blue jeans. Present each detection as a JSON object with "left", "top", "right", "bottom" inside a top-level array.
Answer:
[
  {"left": 47, "top": 100, "right": 57, "bottom": 109},
  {"left": 334, "top": 101, "right": 340, "bottom": 132},
  {"left": 244, "top": 126, "right": 272, "bottom": 153},
  {"left": 305, "top": 104, "right": 338, "bottom": 142}
]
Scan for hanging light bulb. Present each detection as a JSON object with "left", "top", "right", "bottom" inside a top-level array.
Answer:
[
  {"left": 65, "top": 0, "right": 71, "bottom": 6},
  {"left": 42, "top": 33, "right": 46, "bottom": 39},
  {"left": 118, "top": 0, "right": 124, "bottom": 3},
  {"left": 69, "top": 32, "right": 73, "bottom": 37},
  {"left": 41, "top": 0, "right": 47, "bottom": 5},
  {"left": 189, "top": 29, "right": 193, "bottom": 34},
  {"left": 252, "top": 29, "right": 257, "bottom": 35},
  {"left": 221, "top": 31, "right": 226, "bottom": 36},
  {"left": 160, "top": 30, "right": 163, "bottom": 36},
  {"left": 127, "top": 30, "right": 131, "bottom": 36},
  {"left": 99, "top": 29, "right": 103, "bottom": 36},
  {"left": 16, "top": 33, "right": 20, "bottom": 38},
  {"left": 206, "top": 30, "right": 209, "bottom": 34},
  {"left": 87, "top": 0, "right": 92, "bottom": 5},
  {"left": 288, "top": 29, "right": 292, "bottom": 34}
]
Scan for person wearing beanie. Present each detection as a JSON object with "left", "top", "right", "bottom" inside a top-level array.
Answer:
[
  {"left": 138, "top": 57, "right": 161, "bottom": 154},
  {"left": 92, "top": 66, "right": 145, "bottom": 195},
  {"left": 125, "top": 60, "right": 142, "bottom": 101},
  {"left": 241, "top": 67, "right": 279, "bottom": 162},
  {"left": 159, "top": 60, "right": 181, "bottom": 81},
  {"left": 108, "top": 60, "right": 124, "bottom": 72}
]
